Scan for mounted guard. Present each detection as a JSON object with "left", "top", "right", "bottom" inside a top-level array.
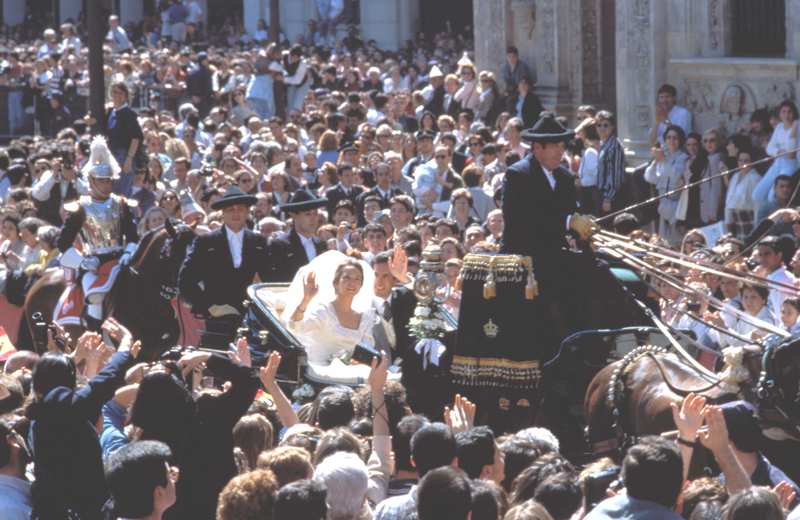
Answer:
[{"left": 55, "top": 136, "right": 139, "bottom": 330}]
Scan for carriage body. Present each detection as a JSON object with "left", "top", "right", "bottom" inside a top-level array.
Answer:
[{"left": 239, "top": 283, "right": 458, "bottom": 390}]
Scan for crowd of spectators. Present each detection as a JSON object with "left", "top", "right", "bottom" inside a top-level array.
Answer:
[{"left": 1, "top": 4, "right": 800, "bottom": 520}]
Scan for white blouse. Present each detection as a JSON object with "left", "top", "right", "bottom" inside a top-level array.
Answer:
[{"left": 725, "top": 170, "right": 760, "bottom": 211}]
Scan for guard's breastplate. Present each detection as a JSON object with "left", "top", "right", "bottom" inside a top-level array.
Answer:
[{"left": 79, "top": 195, "right": 123, "bottom": 255}]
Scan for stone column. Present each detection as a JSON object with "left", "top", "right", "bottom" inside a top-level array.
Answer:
[
  {"left": 3, "top": 0, "right": 24, "bottom": 26},
  {"left": 615, "top": 0, "right": 667, "bottom": 162},
  {"left": 243, "top": 0, "right": 265, "bottom": 37},
  {"left": 119, "top": 0, "right": 143, "bottom": 25},
  {"left": 506, "top": 0, "right": 575, "bottom": 116},
  {"left": 360, "top": 0, "right": 411, "bottom": 50},
  {"left": 59, "top": 0, "right": 82, "bottom": 23},
  {"left": 786, "top": 0, "right": 800, "bottom": 59},
  {"left": 473, "top": 0, "right": 510, "bottom": 89},
  {"left": 281, "top": 0, "right": 315, "bottom": 43}
]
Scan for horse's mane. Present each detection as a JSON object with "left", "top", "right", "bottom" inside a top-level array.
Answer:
[{"left": 130, "top": 227, "right": 168, "bottom": 268}]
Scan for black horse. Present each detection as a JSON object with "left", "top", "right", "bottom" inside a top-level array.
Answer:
[{"left": 24, "top": 220, "right": 196, "bottom": 360}]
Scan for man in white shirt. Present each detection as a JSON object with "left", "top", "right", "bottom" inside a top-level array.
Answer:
[
  {"left": 650, "top": 83, "right": 692, "bottom": 146},
  {"left": 266, "top": 190, "right": 328, "bottom": 282},
  {"left": 757, "top": 236, "right": 798, "bottom": 319},
  {"left": 106, "top": 16, "right": 133, "bottom": 54},
  {"left": 178, "top": 186, "right": 272, "bottom": 348}
]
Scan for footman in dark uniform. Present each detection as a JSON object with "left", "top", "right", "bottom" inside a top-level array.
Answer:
[
  {"left": 267, "top": 190, "right": 328, "bottom": 283},
  {"left": 178, "top": 186, "right": 271, "bottom": 348}
]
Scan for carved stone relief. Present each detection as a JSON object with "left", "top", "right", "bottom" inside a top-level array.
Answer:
[
  {"left": 538, "top": 0, "right": 556, "bottom": 75},
  {"left": 581, "top": 0, "right": 600, "bottom": 101},
  {"left": 683, "top": 80, "right": 714, "bottom": 115},
  {"left": 762, "top": 82, "right": 795, "bottom": 109},
  {"left": 709, "top": 0, "right": 721, "bottom": 50},
  {"left": 678, "top": 78, "right": 797, "bottom": 137},
  {"left": 628, "top": 0, "right": 652, "bottom": 107}
]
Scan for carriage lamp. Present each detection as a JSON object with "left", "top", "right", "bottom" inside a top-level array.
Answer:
[
  {"left": 410, "top": 244, "right": 450, "bottom": 370},
  {"left": 413, "top": 243, "right": 450, "bottom": 305}
]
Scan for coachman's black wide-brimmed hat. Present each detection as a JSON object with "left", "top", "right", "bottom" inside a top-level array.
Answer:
[
  {"left": 521, "top": 112, "right": 575, "bottom": 144},
  {"left": 210, "top": 186, "right": 257, "bottom": 210},
  {"left": 280, "top": 189, "right": 328, "bottom": 213}
]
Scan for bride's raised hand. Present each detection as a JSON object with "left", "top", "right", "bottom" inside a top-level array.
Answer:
[{"left": 302, "top": 271, "right": 319, "bottom": 303}]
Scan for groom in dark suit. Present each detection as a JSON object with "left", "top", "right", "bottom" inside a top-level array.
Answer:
[
  {"left": 178, "top": 186, "right": 271, "bottom": 348},
  {"left": 268, "top": 190, "right": 329, "bottom": 283}
]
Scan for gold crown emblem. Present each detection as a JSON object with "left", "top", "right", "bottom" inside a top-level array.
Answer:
[{"left": 483, "top": 319, "right": 499, "bottom": 339}]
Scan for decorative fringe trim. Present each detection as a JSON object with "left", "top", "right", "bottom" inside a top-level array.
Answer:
[{"left": 451, "top": 355, "right": 542, "bottom": 390}]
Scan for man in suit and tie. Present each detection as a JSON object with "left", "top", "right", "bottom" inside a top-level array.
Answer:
[
  {"left": 356, "top": 162, "right": 402, "bottom": 225},
  {"left": 268, "top": 190, "right": 329, "bottom": 282},
  {"left": 178, "top": 186, "right": 271, "bottom": 348},
  {"left": 324, "top": 162, "right": 365, "bottom": 220}
]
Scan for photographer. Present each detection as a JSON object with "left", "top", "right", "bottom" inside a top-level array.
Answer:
[{"left": 31, "top": 150, "right": 88, "bottom": 226}]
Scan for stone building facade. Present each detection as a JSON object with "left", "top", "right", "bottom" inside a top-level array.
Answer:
[{"left": 474, "top": 0, "right": 800, "bottom": 162}]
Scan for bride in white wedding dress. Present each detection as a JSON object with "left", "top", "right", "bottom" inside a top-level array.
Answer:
[{"left": 282, "top": 251, "right": 392, "bottom": 384}]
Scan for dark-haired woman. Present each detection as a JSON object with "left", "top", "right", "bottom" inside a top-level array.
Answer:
[
  {"left": 644, "top": 125, "right": 688, "bottom": 245},
  {"left": 698, "top": 129, "right": 725, "bottom": 225}
]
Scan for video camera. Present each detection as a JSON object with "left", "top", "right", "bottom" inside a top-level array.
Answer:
[{"left": 31, "top": 311, "right": 65, "bottom": 351}]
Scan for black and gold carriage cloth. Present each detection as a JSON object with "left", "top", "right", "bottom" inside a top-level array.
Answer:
[{"left": 451, "top": 254, "right": 544, "bottom": 390}]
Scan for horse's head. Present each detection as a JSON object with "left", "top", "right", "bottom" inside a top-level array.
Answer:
[
  {"left": 132, "top": 219, "right": 197, "bottom": 302},
  {"left": 757, "top": 333, "right": 800, "bottom": 442},
  {"left": 157, "top": 219, "right": 197, "bottom": 299}
]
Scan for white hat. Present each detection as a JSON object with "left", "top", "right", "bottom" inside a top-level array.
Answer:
[
  {"left": 384, "top": 151, "right": 402, "bottom": 162},
  {"left": 457, "top": 51, "right": 474, "bottom": 69},
  {"left": 428, "top": 65, "right": 444, "bottom": 79},
  {"left": 82, "top": 136, "right": 121, "bottom": 179}
]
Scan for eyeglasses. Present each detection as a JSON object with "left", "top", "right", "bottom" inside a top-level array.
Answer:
[
  {"left": 162, "top": 195, "right": 176, "bottom": 201},
  {"left": 702, "top": 138, "right": 716, "bottom": 143},
  {"left": 469, "top": 142, "right": 481, "bottom": 147}
]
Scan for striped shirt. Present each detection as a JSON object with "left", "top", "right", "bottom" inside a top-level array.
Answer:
[{"left": 597, "top": 137, "right": 626, "bottom": 203}]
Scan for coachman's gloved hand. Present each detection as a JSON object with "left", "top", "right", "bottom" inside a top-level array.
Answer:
[{"left": 569, "top": 213, "right": 598, "bottom": 241}]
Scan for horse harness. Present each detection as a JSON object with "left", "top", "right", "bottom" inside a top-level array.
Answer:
[{"left": 604, "top": 345, "right": 724, "bottom": 455}]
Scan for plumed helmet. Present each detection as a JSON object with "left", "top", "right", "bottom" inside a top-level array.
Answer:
[{"left": 82, "top": 135, "right": 121, "bottom": 179}]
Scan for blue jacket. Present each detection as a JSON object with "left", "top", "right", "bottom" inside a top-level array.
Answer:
[{"left": 28, "top": 351, "right": 133, "bottom": 520}]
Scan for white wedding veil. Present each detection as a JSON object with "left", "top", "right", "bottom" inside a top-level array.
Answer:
[{"left": 281, "top": 250, "right": 376, "bottom": 323}]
